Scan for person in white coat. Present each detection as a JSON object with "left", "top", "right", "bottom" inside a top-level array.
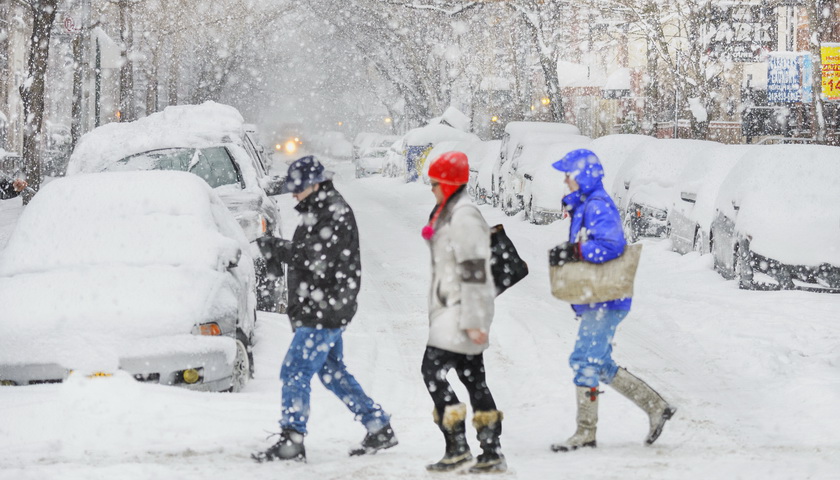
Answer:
[{"left": 420, "top": 151, "right": 505, "bottom": 474}]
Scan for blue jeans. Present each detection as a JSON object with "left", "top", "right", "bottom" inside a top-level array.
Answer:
[
  {"left": 569, "top": 309, "right": 629, "bottom": 387},
  {"left": 280, "top": 327, "right": 389, "bottom": 435}
]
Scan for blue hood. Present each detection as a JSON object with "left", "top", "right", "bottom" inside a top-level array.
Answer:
[{"left": 552, "top": 149, "right": 605, "bottom": 195}]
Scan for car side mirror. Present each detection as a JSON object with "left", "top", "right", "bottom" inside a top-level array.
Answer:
[
  {"left": 264, "top": 176, "right": 289, "bottom": 196},
  {"left": 680, "top": 192, "right": 697, "bottom": 203}
]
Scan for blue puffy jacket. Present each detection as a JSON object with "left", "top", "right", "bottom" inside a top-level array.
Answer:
[{"left": 555, "top": 150, "right": 631, "bottom": 314}]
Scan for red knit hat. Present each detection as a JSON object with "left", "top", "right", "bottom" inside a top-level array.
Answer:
[{"left": 428, "top": 151, "right": 469, "bottom": 185}]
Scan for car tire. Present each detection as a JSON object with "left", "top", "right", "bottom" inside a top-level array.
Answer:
[
  {"left": 228, "top": 334, "right": 251, "bottom": 392},
  {"left": 622, "top": 215, "right": 637, "bottom": 244},
  {"left": 734, "top": 244, "right": 754, "bottom": 289}
]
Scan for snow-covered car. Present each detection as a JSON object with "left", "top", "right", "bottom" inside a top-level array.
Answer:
[
  {"left": 499, "top": 132, "right": 590, "bottom": 215},
  {"left": 517, "top": 139, "right": 592, "bottom": 224},
  {"left": 354, "top": 134, "right": 399, "bottom": 178},
  {"left": 709, "top": 145, "right": 840, "bottom": 292},
  {"left": 402, "top": 124, "right": 480, "bottom": 182},
  {"left": 0, "top": 171, "right": 256, "bottom": 391},
  {"left": 469, "top": 140, "right": 501, "bottom": 205},
  {"left": 589, "top": 133, "right": 657, "bottom": 193},
  {"left": 382, "top": 137, "right": 406, "bottom": 178},
  {"left": 66, "top": 102, "right": 287, "bottom": 313},
  {"left": 667, "top": 144, "right": 753, "bottom": 254},
  {"left": 612, "top": 138, "right": 720, "bottom": 243},
  {"left": 491, "top": 121, "right": 580, "bottom": 208}
]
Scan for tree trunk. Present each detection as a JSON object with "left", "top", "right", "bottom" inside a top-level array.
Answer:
[
  {"left": 118, "top": 0, "right": 135, "bottom": 121},
  {"left": 19, "top": 0, "right": 59, "bottom": 203},
  {"left": 70, "top": 33, "right": 83, "bottom": 152},
  {"left": 540, "top": 54, "right": 566, "bottom": 123}
]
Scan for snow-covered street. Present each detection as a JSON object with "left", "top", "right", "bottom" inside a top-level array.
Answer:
[{"left": 1, "top": 160, "right": 838, "bottom": 480}]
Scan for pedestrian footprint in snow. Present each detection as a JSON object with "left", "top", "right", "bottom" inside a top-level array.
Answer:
[
  {"left": 251, "top": 155, "right": 397, "bottom": 463},
  {"left": 420, "top": 152, "right": 506, "bottom": 473},
  {"left": 548, "top": 148, "right": 676, "bottom": 452}
]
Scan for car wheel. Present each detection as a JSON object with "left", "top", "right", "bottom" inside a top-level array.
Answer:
[
  {"left": 229, "top": 334, "right": 251, "bottom": 392},
  {"left": 622, "top": 215, "right": 637, "bottom": 243},
  {"left": 733, "top": 244, "right": 753, "bottom": 289}
]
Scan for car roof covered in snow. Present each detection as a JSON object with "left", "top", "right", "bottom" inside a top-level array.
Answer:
[{"left": 67, "top": 102, "right": 248, "bottom": 176}]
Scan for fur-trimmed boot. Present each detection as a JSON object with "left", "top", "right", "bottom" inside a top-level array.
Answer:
[
  {"left": 551, "top": 386, "right": 599, "bottom": 452},
  {"left": 609, "top": 367, "right": 677, "bottom": 445},
  {"left": 426, "top": 403, "right": 473, "bottom": 472},
  {"left": 468, "top": 410, "right": 507, "bottom": 473}
]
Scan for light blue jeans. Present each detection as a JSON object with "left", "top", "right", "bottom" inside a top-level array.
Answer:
[
  {"left": 569, "top": 309, "right": 629, "bottom": 387},
  {"left": 280, "top": 327, "right": 389, "bottom": 435}
]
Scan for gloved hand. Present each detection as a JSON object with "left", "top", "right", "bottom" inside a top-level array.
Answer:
[{"left": 549, "top": 242, "right": 580, "bottom": 267}]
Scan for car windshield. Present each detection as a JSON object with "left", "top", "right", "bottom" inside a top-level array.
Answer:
[{"left": 105, "top": 147, "right": 242, "bottom": 189}]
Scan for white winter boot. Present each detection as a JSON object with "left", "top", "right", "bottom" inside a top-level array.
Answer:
[
  {"left": 609, "top": 367, "right": 677, "bottom": 445},
  {"left": 551, "top": 386, "right": 599, "bottom": 452}
]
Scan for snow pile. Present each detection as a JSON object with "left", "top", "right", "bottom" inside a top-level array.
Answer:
[
  {"left": 428, "top": 106, "right": 471, "bottom": 133},
  {"left": 590, "top": 133, "right": 656, "bottom": 190},
  {"left": 67, "top": 101, "right": 247, "bottom": 175}
]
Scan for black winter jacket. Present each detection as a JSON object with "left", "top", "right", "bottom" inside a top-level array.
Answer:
[
  {"left": 0, "top": 178, "right": 21, "bottom": 200},
  {"left": 257, "top": 181, "right": 361, "bottom": 330}
]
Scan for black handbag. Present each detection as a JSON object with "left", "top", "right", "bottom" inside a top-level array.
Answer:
[{"left": 490, "top": 224, "right": 529, "bottom": 296}]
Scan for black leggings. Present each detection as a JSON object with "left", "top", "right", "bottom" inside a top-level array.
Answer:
[{"left": 421, "top": 346, "right": 497, "bottom": 418}]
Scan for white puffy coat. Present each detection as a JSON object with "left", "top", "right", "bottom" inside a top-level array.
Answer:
[{"left": 426, "top": 190, "right": 496, "bottom": 355}]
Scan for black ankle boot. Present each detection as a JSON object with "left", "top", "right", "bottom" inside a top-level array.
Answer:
[
  {"left": 251, "top": 428, "right": 306, "bottom": 463},
  {"left": 349, "top": 423, "right": 399, "bottom": 456}
]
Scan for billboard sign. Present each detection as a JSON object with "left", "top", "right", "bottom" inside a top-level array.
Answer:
[
  {"left": 821, "top": 43, "right": 840, "bottom": 101},
  {"left": 767, "top": 52, "right": 812, "bottom": 103}
]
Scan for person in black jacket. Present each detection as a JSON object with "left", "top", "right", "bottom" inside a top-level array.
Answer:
[
  {"left": 0, "top": 177, "right": 27, "bottom": 200},
  {"left": 251, "top": 156, "right": 396, "bottom": 463}
]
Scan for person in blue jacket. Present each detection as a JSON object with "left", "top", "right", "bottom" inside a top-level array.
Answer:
[{"left": 548, "top": 148, "right": 676, "bottom": 452}]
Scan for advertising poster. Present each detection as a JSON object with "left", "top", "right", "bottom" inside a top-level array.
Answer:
[{"left": 821, "top": 43, "right": 840, "bottom": 101}]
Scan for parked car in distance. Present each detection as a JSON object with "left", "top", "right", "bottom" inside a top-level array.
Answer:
[
  {"left": 468, "top": 140, "right": 501, "bottom": 205},
  {"left": 0, "top": 171, "right": 257, "bottom": 391},
  {"left": 517, "top": 138, "right": 592, "bottom": 224},
  {"left": 354, "top": 134, "right": 399, "bottom": 178},
  {"left": 667, "top": 144, "right": 753, "bottom": 254},
  {"left": 382, "top": 137, "right": 406, "bottom": 178},
  {"left": 403, "top": 124, "right": 480, "bottom": 182},
  {"left": 589, "top": 133, "right": 656, "bottom": 193},
  {"left": 710, "top": 144, "right": 840, "bottom": 292},
  {"left": 499, "top": 132, "right": 590, "bottom": 215},
  {"left": 491, "top": 121, "right": 580, "bottom": 208},
  {"left": 66, "top": 102, "right": 288, "bottom": 313},
  {"left": 612, "top": 138, "right": 720, "bottom": 243}
]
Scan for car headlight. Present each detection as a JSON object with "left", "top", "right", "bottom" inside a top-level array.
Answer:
[{"left": 194, "top": 322, "right": 222, "bottom": 336}]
